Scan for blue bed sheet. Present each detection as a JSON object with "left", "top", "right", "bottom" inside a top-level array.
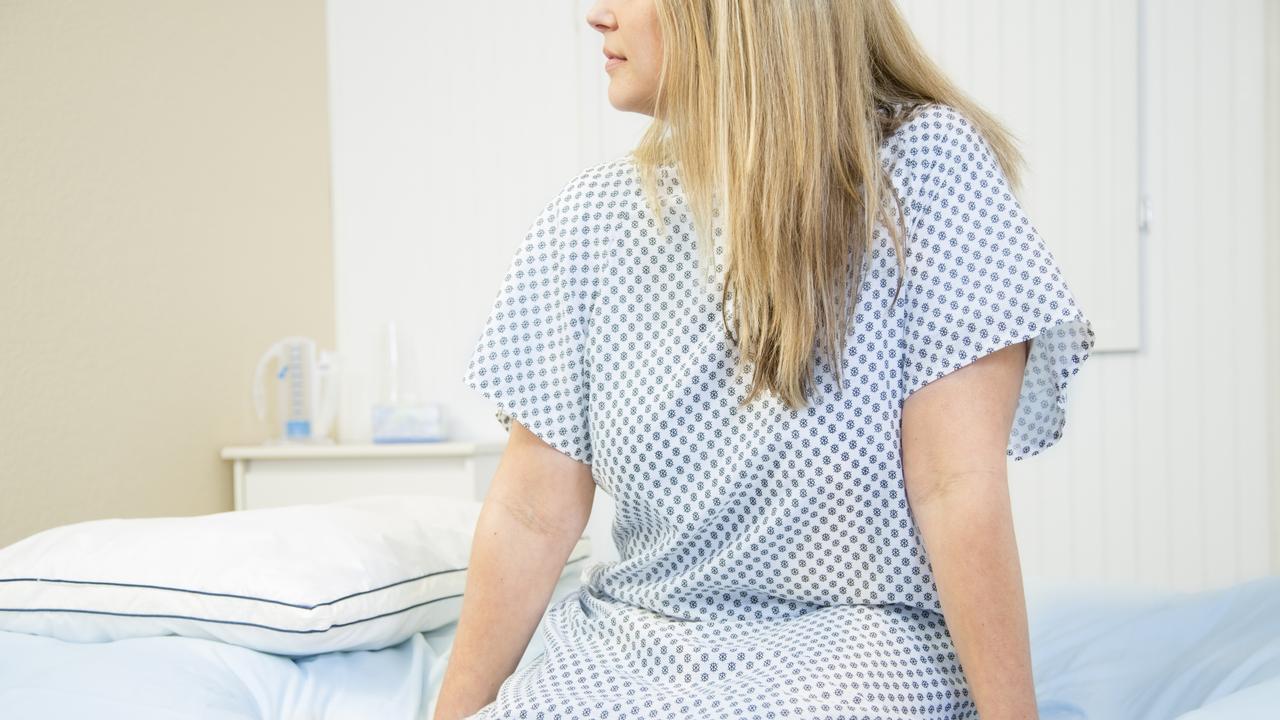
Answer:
[
  {"left": 1, "top": 573, "right": 1277, "bottom": 719},
  {"left": 0, "top": 628, "right": 433, "bottom": 719},
  {"left": 1027, "top": 574, "right": 1280, "bottom": 719}
]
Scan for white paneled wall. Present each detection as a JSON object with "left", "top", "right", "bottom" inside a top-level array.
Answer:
[
  {"left": 895, "top": 0, "right": 1272, "bottom": 590},
  {"left": 898, "top": 0, "right": 1141, "bottom": 353},
  {"left": 326, "top": 1, "right": 1276, "bottom": 590},
  {"left": 1001, "top": 0, "right": 1271, "bottom": 591},
  {"left": 1148, "top": 0, "right": 1273, "bottom": 588},
  {"left": 1268, "top": 0, "right": 1280, "bottom": 574}
]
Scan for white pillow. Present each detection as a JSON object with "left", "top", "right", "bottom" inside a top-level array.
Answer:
[{"left": 0, "top": 494, "right": 591, "bottom": 657}]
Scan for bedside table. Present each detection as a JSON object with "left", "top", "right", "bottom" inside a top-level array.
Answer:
[{"left": 220, "top": 442, "right": 506, "bottom": 511}]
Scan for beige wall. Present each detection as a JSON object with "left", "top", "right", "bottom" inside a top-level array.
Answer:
[{"left": 0, "top": 1, "right": 334, "bottom": 547}]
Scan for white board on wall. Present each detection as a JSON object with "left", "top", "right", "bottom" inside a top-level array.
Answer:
[{"left": 896, "top": 0, "right": 1142, "bottom": 353}]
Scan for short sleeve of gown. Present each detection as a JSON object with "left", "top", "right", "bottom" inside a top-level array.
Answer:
[
  {"left": 898, "top": 108, "right": 1097, "bottom": 461},
  {"left": 461, "top": 184, "right": 594, "bottom": 465}
]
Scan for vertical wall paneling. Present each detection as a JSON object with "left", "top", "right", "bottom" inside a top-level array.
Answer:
[
  {"left": 1166, "top": 2, "right": 1207, "bottom": 591},
  {"left": 1132, "top": 0, "right": 1270, "bottom": 590},
  {"left": 1267, "top": 0, "right": 1280, "bottom": 575},
  {"left": 889, "top": 0, "right": 1270, "bottom": 590},
  {"left": 898, "top": 0, "right": 1141, "bottom": 355},
  {"left": 1133, "top": 0, "right": 1172, "bottom": 588},
  {"left": 1197, "top": 0, "right": 1236, "bottom": 588},
  {"left": 1223, "top": 0, "right": 1268, "bottom": 585}
]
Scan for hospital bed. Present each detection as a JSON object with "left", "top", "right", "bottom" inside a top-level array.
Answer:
[{"left": 0, "top": 496, "right": 1276, "bottom": 719}]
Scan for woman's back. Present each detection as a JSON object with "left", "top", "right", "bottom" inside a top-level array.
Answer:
[{"left": 459, "top": 102, "right": 1095, "bottom": 718}]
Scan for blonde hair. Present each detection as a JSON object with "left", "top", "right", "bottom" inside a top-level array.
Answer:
[{"left": 630, "top": 0, "right": 1026, "bottom": 410}]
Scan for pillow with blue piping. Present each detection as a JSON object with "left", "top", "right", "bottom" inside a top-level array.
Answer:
[{"left": 0, "top": 494, "right": 590, "bottom": 657}]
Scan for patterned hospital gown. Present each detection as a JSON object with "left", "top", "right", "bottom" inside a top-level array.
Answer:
[{"left": 461, "top": 103, "right": 1096, "bottom": 719}]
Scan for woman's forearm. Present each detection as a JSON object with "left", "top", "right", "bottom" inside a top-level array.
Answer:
[
  {"left": 432, "top": 497, "right": 583, "bottom": 720},
  {"left": 910, "top": 475, "right": 1040, "bottom": 720}
]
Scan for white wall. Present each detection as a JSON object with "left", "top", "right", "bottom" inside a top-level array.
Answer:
[
  {"left": 325, "top": 0, "right": 1277, "bottom": 590},
  {"left": 899, "top": 0, "right": 1142, "bottom": 354},
  {"left": 325, "top": 0, "right": 644, "bottom": 561},
  {"left": 325, "top": 1, "right": 647, "bottom": 441},
  {"left": 1265, "top": 0, "right": 1280, "bottom": 573},
  {"left": 1010, "top": 0, "right": 1273, "bottom": 591}
]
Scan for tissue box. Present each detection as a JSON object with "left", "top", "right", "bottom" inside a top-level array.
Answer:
[{"left": 371, "top": 403, "right": 445, "bottom": 443}]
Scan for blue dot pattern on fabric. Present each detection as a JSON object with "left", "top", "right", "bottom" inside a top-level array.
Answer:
[{"left": 460, "top": 103, "right": 1096, "bottom": 719}]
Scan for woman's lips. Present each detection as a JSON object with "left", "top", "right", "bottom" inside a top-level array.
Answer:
[{"left": 605, "top": 57, "right": 626, "bottom": 71}]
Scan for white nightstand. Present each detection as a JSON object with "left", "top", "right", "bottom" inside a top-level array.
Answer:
[{"left": 220, "top": 442, "right": 506, "bottom": 511}]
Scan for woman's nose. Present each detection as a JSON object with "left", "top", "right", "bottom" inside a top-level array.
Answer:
[{"left": 585, "top": 3, "right": 616, "bottom": 33}]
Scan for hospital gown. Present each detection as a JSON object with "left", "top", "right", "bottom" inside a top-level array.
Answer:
[{"left": 461, "top": 103, "right": 1096, "bottom": 719}]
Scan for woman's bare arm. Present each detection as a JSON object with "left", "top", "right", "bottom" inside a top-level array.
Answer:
[
  {"left": 432, "top": 420, "right": 596, "bottom": 720},
  {"left": 901, "top": 340, "right": 1040, "bottom": 720}
]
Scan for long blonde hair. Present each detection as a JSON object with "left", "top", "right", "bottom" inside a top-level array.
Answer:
[{"left": 631, "top": 0, "right": 1026, "bottom": 410}]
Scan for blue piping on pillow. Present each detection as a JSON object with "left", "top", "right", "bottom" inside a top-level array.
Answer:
[{"left": 0, "top": 591, "right": 465, "bottom": 634}]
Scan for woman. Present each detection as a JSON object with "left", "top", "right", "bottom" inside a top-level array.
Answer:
[{"left": 437, "top": 1, "right": 1095, "bottom": 718}]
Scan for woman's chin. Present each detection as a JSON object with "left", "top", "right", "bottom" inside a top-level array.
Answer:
[{"left": 607, "top": 87, "right": 652, "bottom": 116}]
